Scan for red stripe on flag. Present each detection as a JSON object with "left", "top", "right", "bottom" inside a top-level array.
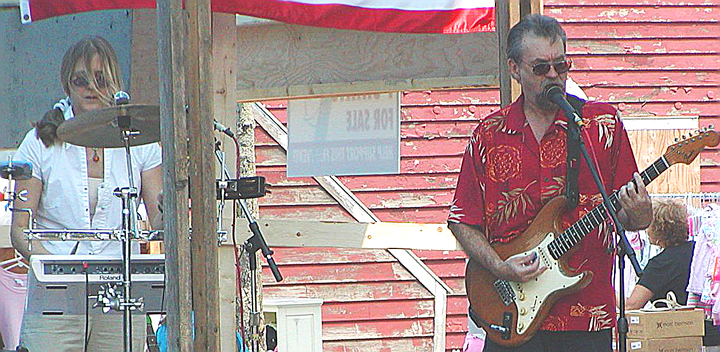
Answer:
[
  {"left": 23, "top": 0, "right": 494, "bottom": 34},
  {"left": 221, "top": 1, "right": 495, "bottom": 34}
]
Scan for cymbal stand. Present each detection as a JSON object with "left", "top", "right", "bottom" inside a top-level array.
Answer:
[{"left": 95, "top": 106, "right": 145, "bottom": 352}]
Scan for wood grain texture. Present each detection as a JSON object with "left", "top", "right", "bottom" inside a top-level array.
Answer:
[
  {"left": 628, "top": 129, "right": 701, "bottom": 193},
  {"left": 236, "top": 24, "right": 499, "bottom": 101}
]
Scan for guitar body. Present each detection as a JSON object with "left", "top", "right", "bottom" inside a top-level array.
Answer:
[{"left": 465, "top": 196, "right": 593, "bottom": 347}]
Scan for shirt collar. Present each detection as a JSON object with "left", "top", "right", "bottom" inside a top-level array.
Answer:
[{"left": 505, "top": 94, "right": 568, "bottom": 134}]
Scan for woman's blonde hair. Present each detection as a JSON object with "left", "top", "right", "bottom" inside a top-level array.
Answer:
[
  {"left": 34, "top": 36, "right": 122, "bottom": 147},
  {"left": 648, "top": 198, "right": 689, "bottom": 248}
]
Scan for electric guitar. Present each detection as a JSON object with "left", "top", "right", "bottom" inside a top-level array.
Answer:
[{"left": 465, "top": 128, "right": 719, "bottom": 347}]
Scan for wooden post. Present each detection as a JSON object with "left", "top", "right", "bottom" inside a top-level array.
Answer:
[
  {"left": 186, "top": 0, "right": 221, "bottom": 350},
  {"left": 495, "top": 0, "right": 512, "bottom": 107},
  {"left": 237, "top": 103, "right": 265, "bottom": 350},
  {"left": 212, "top": 13, "right": 240, "bottom": 352},
  {"left": 156, "top": 1, "right": 193, "bottom": 351}
]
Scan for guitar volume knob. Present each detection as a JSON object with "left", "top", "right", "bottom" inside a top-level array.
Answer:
[
  {"left": 520, "top": 307, "right": 527, "bottom": 315},
  {"left": 518, "top": 292, "right": 525, "bottom": 301}
]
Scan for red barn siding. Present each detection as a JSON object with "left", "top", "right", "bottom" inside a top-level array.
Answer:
[
  {"left": 257, "top": 1, "right": 718, "bottom": 350},
  {"left": 547, "top": 0, "right": 720, "bottom": 191}
]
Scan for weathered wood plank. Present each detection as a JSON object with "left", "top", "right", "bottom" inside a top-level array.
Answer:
[
  {"left": 236, "top": 24, "right": 498, "bottom": 101},
  {"left": 256, "top": 149, "right": 463, "bottom": 173},
  {"left": 353, "top": 189, "right": 455, "bottom": 209},
  {"left": 413, "top": 250, "right": 468, "bottom": 261},
  {"left": 568, "top": 38, "right": 718, "bottom": 54},
  {"left": 570, "top": 71, "right": 718, "bottom": 87},
  {"left": 320, "top": 299, "right": 436, "bottom": 322},
  {"left": 563, "top": 23, "right": 718, "bottom": 39},
  {"left": 259, "top": 171, "right": 460, "bottom": 191},
  {"left": 234, "top": 218, "right": 458, "bottom": 250},
  {"left": 571, "top": 54, "right": 718, "bottom": 70},
  {"left": 263, "top": 280, "right": 433, "bottom": 301},
  {"left": 155, "top": 1, "right": 194, "bottom": 351},
  {"left": 370, "top": 207, "right": 453, "bottom": 223},
  {"left": 322, "top": 318, "right": 434, "bottom": 340},
  {"left": 259, "top": 261, "right": 418, "bottom": 284},
  {"left": 546, "top": 0, "right": 715, "bottom": 5},
  {"left": 548, "top": 6, "right": 717, "bottom": 22},
  {"left": 264, "top": 247, "right": 397, "bottom": 264},
  {"left": 584, "top": 87, "right": 718, "bottom": 102},
  {"left": 323, "top": 337, "right": 433, "bottom": 352},
  {"left": 259, "top": 204, "right": 355, "bottom": 221}
]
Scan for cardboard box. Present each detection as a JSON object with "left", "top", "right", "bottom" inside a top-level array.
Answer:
[
  {"left": 627, "top": 336, "right": 702, "bottom": 352},
  {"left": 627, "top": 308, "right": 704, "bottom": 339}
]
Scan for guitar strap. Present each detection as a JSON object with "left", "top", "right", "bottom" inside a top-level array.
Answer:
[{"left": 564, "top": 94, "right": 586, "bottom": 210}]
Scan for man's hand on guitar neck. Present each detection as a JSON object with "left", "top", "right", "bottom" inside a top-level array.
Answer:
[
  {"left": 617, "top": 172, "right": 653, "bottom": 231},
  {"left": 449, "top": 222, "right": 547, "bottom": 283}
]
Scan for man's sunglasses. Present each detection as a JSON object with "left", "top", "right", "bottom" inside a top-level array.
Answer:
[
  {"left": 70, "top": 72, "right": 108, "bottom": 89},
  {"left": 522, "top": 58, "right": 572, "bottom": 76}
]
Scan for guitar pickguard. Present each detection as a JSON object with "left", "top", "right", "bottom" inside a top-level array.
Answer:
[{"left": 504, "top": 233, "right": 586, "bottom": 335}]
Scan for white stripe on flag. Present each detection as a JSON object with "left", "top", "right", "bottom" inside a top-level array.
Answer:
[{"left": 275, "top": 0, "right": 495, "bottom": 11}]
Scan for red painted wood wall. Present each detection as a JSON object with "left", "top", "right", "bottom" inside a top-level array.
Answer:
[{"left": 258, "top": 1, "right": 718, "bottom": 351}]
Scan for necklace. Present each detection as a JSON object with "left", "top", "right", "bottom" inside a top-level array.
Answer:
[{"left": 91, "top": 148, "right": 101, "bottom": 162}]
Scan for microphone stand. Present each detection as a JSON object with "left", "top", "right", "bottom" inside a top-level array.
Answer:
[
  {"left": 565, "top": 106, "right": 642, "bottom": 352},
  {"left": 213, "top": 140, "right": 282, "bottom": 352}
]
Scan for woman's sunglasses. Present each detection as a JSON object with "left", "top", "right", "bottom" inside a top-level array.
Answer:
[
  {"left": 70, "top": 72, "right": 108, "bottom": 89},
  {"left": 522, "top": 58, "right": 573, "bottom": 76}
]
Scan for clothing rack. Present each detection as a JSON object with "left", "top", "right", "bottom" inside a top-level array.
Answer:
[
  {"left": 650, "top": 192, "right": 720, "bottom": 199},
  {"left": 650, "top": 192, "right": 720, "bottom": 209}
]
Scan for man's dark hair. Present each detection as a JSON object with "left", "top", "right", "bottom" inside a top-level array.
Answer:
[{"left": 506, "top": 14, "right": 567, "bottom": 63}]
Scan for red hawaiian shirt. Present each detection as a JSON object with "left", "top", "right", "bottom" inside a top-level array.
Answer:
[{"left": 449, "top": 95, "right": 638, "bottom": 331}]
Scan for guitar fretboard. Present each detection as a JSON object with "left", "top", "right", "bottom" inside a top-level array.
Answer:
[{"left": 546, "top": 156, "right": 669, "bottom": 260}]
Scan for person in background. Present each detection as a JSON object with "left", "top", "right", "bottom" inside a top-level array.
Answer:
[
  {"left": 625, "top": 198, "right": 720, "bottom": 348},
  {"left": 10, "top": 36, "right": 163, "bottom": 352}
]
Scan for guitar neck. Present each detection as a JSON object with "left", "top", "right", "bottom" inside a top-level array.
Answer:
[{"left": 547, "top": 155, "right": 670, "bottom": 260}]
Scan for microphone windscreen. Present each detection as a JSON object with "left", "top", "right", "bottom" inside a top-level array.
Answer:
[{"left": 544, "top": 85, "right": 564, "bottom": 100}]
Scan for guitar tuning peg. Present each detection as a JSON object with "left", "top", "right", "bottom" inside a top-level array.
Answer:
[
  {"left": 710, "top": 124, "right": 715, "bottom": 129},
  {"left": 674, "top": 137, "right": 679, "bottom": 142}
]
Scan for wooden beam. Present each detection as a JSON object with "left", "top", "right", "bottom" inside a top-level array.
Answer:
[
  {"left": 236, "top": 24, "right": 498, "bottom": 101},
  {"left": 155, "top": 1, "right": 193, "bottom": 351},
  {"left": 233, "top": 219, "right": 459, "bottom": 251},
  {"left": 186, "top": 0, "right": 221, "bottom": 350}
]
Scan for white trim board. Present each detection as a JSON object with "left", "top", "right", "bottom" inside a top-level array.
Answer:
[{"left": 623, "top": 116, "right": 698, "bottom": 130}]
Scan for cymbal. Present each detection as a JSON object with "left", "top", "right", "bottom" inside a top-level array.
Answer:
[{"left": 57, "top": 104, "right": 160, "bottom": 148}]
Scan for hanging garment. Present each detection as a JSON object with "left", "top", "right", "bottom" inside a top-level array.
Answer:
[{"left": 0, "top": 266, "right": 27, "bottom": 350}]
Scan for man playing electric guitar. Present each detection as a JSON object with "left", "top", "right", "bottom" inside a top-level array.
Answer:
[{"left": 448, "top": 15, "right": 652, "bottom": 352}]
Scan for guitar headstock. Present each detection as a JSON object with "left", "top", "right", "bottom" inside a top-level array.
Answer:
[{"left": 664, "top": 127, "right": 719, "bottom": 165}]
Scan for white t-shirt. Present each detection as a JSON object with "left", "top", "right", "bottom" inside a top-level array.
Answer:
[{"left": 14, "top": 100, "right": 161, "bottom": 256}]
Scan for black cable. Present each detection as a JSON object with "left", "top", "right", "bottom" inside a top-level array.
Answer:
[{"left": 83, "top": 262, "right": 90, "bottom": 352}]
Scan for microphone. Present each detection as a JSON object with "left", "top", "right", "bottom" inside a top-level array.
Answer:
[
  {"left": 114, "top": 91, "right": 130, "bottom": 105},
  {"left": 213, "top": 120, "right": 235, "bottom": 138},
  {"left": 544, "top": 85, "right": 583, "bottom": 126}
]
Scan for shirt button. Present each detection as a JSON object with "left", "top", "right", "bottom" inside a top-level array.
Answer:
[{"left": 544, "top": 177, "right": 549, "bottom": 182}]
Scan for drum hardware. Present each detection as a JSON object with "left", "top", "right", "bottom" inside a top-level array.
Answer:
[
  {"left": 23, "top": 229, "right": 164, "bottom": 242},
  {"left": 93, "top": 282, "right": 144, "bottom": 313},
  {"left": 53, "top": 92, "right": 159, "bottom": 352}
]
